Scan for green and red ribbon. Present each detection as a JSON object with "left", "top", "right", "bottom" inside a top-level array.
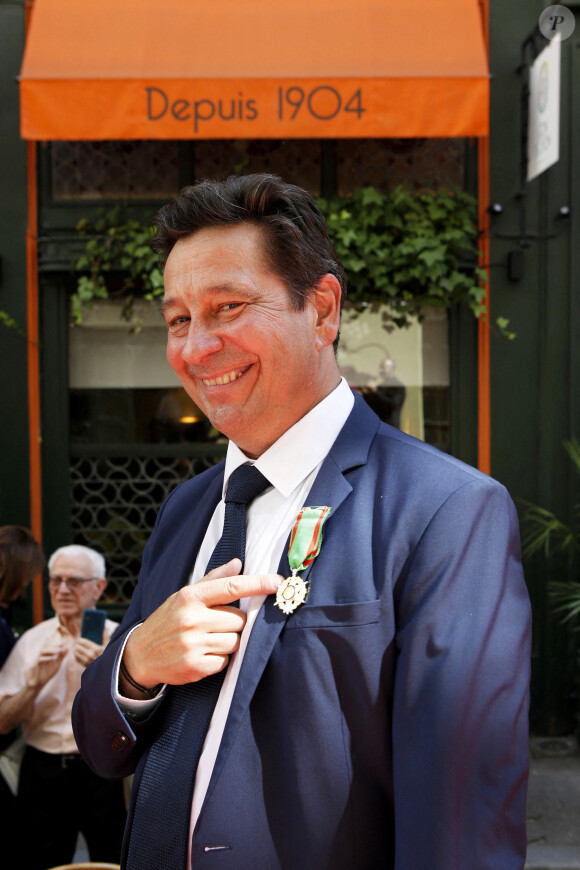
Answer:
[{"left": 287, "top": 506, "right": 332, "bottom": 573}]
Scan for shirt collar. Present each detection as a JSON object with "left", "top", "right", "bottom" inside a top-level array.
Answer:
[
  {"left": 224, "top": 378, "right": 354, "bottom": 498},
  {"left": 56, "top": 617, "right": 74, "bottom": 638}
]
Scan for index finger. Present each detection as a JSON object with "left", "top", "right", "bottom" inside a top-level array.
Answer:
[
  {"left": 39, "top": 648, "right": 65, "bottom": 661},
  {"left": 194, "top": 572, "right": 282, "bottom": 608}
]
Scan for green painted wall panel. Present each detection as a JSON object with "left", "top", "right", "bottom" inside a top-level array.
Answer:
[
  {"left": 490, "top": 0, "right": 580, "bottom": 731},
  {"left": 0, "top": 3, "right": 30, "bottom": 528}
]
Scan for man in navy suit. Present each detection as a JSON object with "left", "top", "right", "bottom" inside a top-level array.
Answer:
[{"left": 72, "top": 174, "right": 531, "bottom": 869}]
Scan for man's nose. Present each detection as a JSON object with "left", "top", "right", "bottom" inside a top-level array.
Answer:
[{"left": 180, "top": 322, "right": 223, "bottom": 364}]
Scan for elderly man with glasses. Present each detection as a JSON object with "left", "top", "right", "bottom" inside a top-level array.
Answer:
[{"left": 0, "top": 544, "right": 126, "bottom": 870}]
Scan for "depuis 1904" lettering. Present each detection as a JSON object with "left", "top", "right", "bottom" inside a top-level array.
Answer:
[{"left": 146, "top": 85, "right": 366, "bottom": 132}]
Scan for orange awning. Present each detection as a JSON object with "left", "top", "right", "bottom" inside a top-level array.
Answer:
[{"left": 20, "top": 0, "right": 489, "bottom": 140}]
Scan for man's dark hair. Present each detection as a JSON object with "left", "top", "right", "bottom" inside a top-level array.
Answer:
[{"left": 151, "top": 174, "right": 347, "bottom": 326}]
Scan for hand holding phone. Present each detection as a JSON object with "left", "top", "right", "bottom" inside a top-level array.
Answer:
[{"left": 80, "top": 608, "right": 107, "bottom": 645}]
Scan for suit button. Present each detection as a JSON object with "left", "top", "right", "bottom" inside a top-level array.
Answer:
[{"left": 110, "top": 731, "right": 129, "bottom": 752}]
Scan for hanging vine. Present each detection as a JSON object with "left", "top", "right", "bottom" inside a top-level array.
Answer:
[{"left": 72, "top": 186, "right": 512, "bottom": 335}]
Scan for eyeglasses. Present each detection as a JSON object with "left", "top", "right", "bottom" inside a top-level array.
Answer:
[{"left": 48, "top": 575, "right": 98, "bottom": 590}]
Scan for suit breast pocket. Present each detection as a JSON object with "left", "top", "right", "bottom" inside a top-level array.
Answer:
[{"left": 282, "top": 598, "right": 381, "bottom": 630}]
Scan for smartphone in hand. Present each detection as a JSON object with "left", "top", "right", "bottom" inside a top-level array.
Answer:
[{"left": 80, "top": 608, "right": 107, "bottom": 645}]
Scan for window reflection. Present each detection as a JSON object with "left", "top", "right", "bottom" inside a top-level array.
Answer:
[
  {"left": 70, "top": 388, "right": 223, "bottom": 445},
  {"left": 356, "top": 357, "right": 407, "bottom": 430},
  {"left": 337, "top": 307, "right": 450, "bottom": 451},
  {"left": 150, "top": 390, "right": 210, "bottom": 443},
  {"left": 68, "top": 303, "right": 450, "bottom": 451}
]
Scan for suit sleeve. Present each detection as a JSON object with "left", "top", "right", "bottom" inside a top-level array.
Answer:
[
  {"left": 72, "top": 468, "right": 222, "bottom": 781},
  {"left": 72, "top": 512, "right": 167, "bottom": 780},
  {"left": 391, "top": 478, "right": 531, "bottom": 870}
]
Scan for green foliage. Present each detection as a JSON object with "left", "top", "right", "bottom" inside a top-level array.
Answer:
[
  {"left": 72, "top": 187, "right": 498, "bottom": 333},
  {"left": 318, "top": 185, "right": 487, "bottom": 330},
  {"left": 521, "top": 439, "right": 580, "bottom": 628},
  {"left": 72, "top": 207, "right": 164, "bottom": 329},
  {"left": 0, "top": 310, "right": 23, "bottom": 335},
  {"left": 495, "top": 316, "right": 516, "bottom": 341}
]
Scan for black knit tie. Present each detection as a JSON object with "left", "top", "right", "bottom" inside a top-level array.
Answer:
[
  {"left": 126, "top": 464, "right": 271, "bottom": 870},
  {"left": 205, "top": 464, "right": 271, "bottom": 575}
]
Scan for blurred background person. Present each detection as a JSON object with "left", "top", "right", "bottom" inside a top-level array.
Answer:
[
  {"left": 0, "top": 544, "right": 126, "bottom": 870},
  {"left": 372, "top": 356, "right": 407, "bottom": 429},
  {"left": 0, "top": 525, "right": 44, "bottom": 837},
  {"left": 359, "top": 355, "right": 407, "bottom": 429},
  {"left": 0, "top": 525, "right": 44, "bottom": 667}
]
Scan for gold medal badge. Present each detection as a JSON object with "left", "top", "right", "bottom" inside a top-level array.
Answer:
[
  {"left": 275, "top": 570, "right": 309, "bottom": 615},
  {"left": 274, "top": 506, "right": 332, "bottom": 614}
]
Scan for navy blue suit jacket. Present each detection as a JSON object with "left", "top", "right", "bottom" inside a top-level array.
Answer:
[{"left": 73, "top": 395, "right": 531, "bottom": 869}]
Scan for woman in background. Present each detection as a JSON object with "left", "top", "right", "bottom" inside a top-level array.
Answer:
[
  {"left": 0, "top": 525, "right": 44, "bottom": 667},
  {"left": 0, "top": 525, "right": 44, "bottom": 834}
]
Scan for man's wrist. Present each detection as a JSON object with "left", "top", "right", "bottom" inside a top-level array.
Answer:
[{"left": 119, "top": 656, "right": 163, "bottom": 700}]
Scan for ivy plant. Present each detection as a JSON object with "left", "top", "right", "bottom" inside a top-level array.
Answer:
[
  {"left": 72, "top": 186, "right": 508, "bottom": 334},
  {"left": 0, "top": 310, "right": 23, "bottom": 334},
  {"left": 318, "top": 185, "right": 487, "bottom": 330},
  {"left": 73, "top": 207, "right": 164, "bottom": 329}
]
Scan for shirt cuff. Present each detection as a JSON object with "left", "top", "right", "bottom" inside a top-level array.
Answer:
[{"left": 114, "top": 624, "right": 166, "bottom": 719}]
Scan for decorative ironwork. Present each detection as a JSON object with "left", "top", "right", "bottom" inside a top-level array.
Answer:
[
  {"left": 337, "top": 138, "right": 465, "bottom": 194},
  {"left": 69, "top": 447, "right": 226, "bottom": 608},
  {"left": 50, "top": 141, "right": 181, "bottom": 200},
  {"left": 50, "top": 137, "right": 464, "bottom": 202},
  {"left": 193, "top": 139, "right": 322, "bottom": 194}
]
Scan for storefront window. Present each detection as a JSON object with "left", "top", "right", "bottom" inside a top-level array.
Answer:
[
  {"left": 337, "top": 306, "right": 449, "bottom": 450},
  {"left": 69, "top": 302, "right": 449, "bottom": 451},
  {"left": 69, "top": 303, "right": 215, "bottom": 445}
]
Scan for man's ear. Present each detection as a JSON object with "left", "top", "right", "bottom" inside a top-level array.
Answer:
[
  {"left": 312, "top": 274, "right": 341, "bottom": 350},
  {"left": 94, "top": 577, "right": 107, "bottom": 601}
]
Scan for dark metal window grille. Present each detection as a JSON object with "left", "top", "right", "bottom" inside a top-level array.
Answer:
[
  {"left": 50, "top": 140, "right": 181, "bottom": 200},
  {"left": 69, "top": 446, "right": 226, "bottom": 610},
  {"left": 336, "top": 138, "right": 465, "bottom": 193},
  {"left": 49, "top": 138, "right": 464, "bottom": 202},
  {"left": 193, "top": 139, "right": 323, "bottom": 194}
]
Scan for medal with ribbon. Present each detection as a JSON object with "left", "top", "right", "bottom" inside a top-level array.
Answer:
[{"left": 275, "top": 506, "right": 332, "bottom": 614}]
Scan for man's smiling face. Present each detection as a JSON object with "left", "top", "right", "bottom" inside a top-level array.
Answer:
[{"left": 162, "top": 222, "right": 336, "bottom": 458}]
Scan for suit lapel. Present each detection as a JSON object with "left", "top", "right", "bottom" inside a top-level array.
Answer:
[{"left": 203, "top": 395, "right": 381, "bottom": 802}]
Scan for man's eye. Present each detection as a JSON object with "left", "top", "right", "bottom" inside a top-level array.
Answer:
[
  {"left": 167, "top": 315, "right": 189, "bottom": 331},
  {"left": 220, "top": 302, "right": 241, "bottom": 312}
]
